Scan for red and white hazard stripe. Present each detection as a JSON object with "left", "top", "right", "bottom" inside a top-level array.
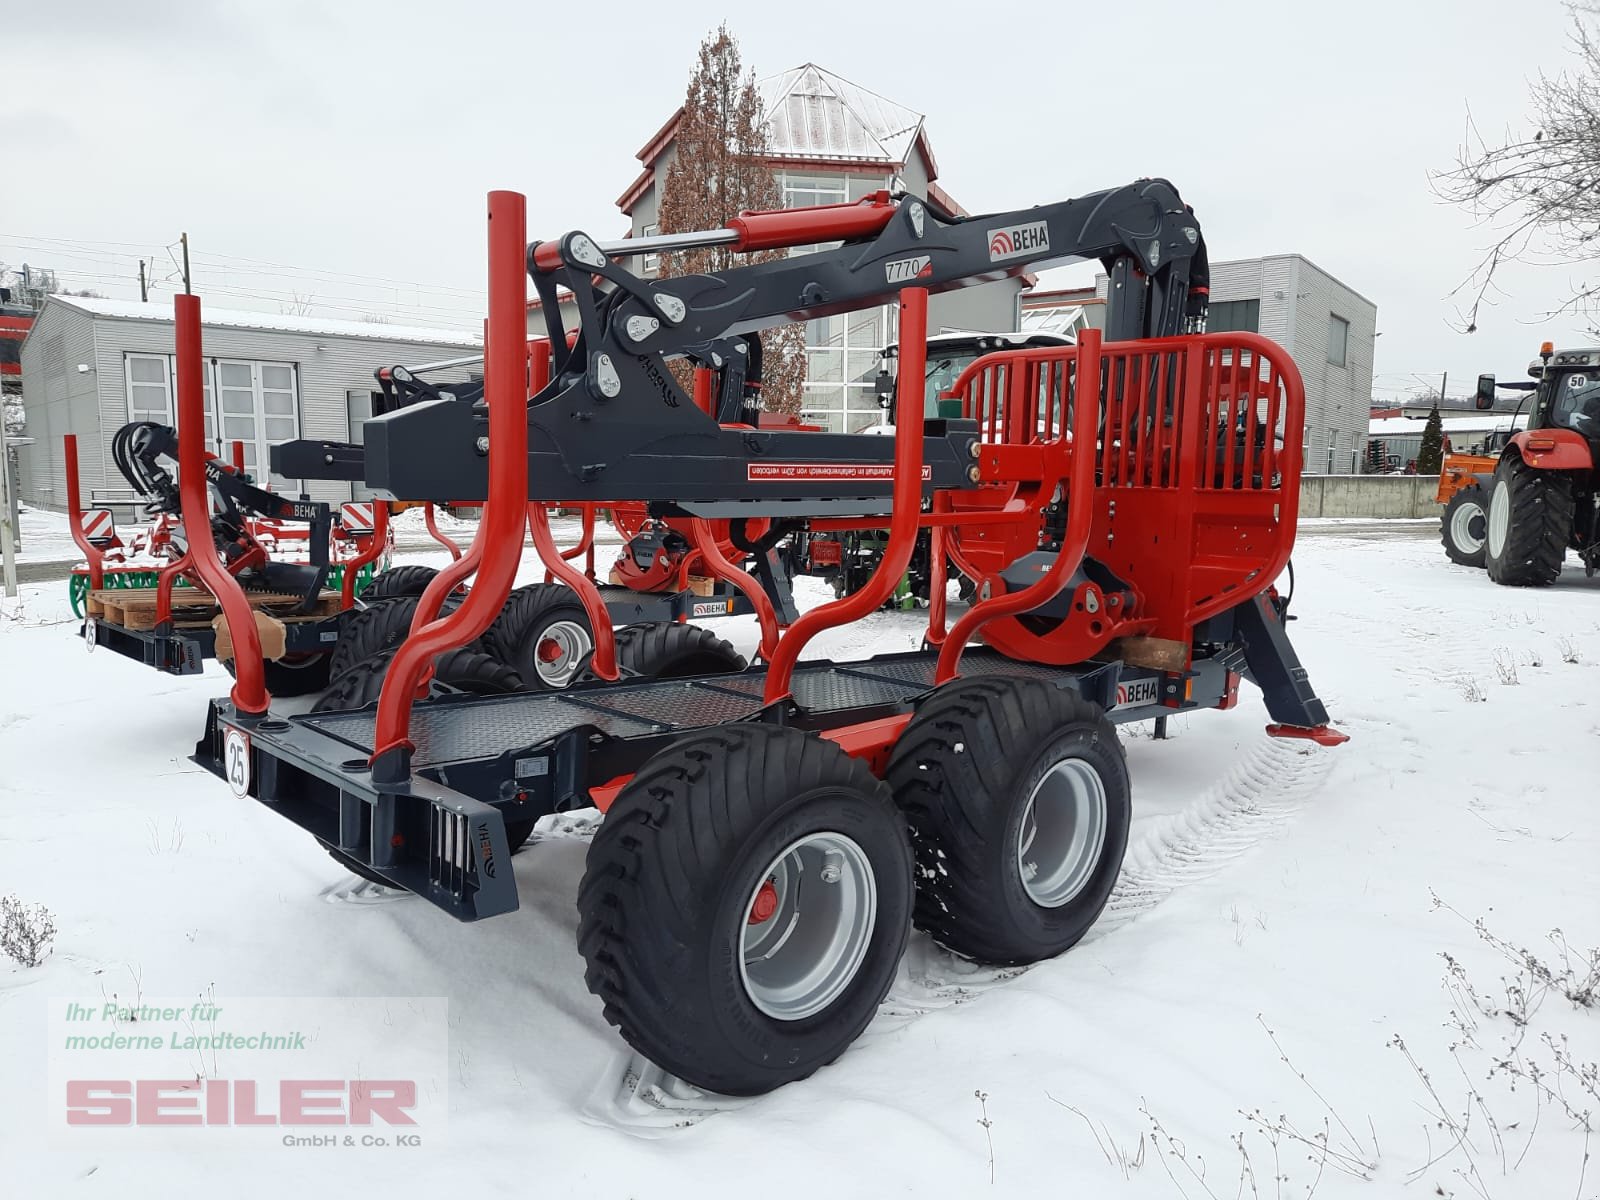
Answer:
[
  {"left": 82, "top": 508, "right": 116, "bottom": 545},
  {"left": 340, "top": 501, "right": 376, "bottom": 536}
]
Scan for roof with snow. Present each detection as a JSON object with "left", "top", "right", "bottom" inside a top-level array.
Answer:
[
  {"left": 757, "top": 64, "right": 924, "bottom": 164},
  {"left": 43, "top": 294, "right": 481, "bottom": 348},
  {"left": 1368, "top": 414, "right": 1527, "bottom": 438}
]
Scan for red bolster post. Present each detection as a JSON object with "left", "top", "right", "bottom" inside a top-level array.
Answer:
[
  {"left": 935, "top": 331, "right": 1104, "bottom": 684},
  {"left": 175, "top": 294, "right": 269, "bottom": 716},
  {"left": 423, "top": 502, "right": 463, "bottom": 561},
  {"left": 527, "top": 503, "right": 618, "bottom": 680},
  {"left": 762, "top": 287, "right": 930, "bottom": 704},
  {"left": 63, "top": 435, "right": 105, "bottom": 590},
  {"left": 339, "top": 501, "right": 389, "bottom": 610},
  {"left": 688, "top": 517, "right": 779, "bottom": 662},
  {"left": 369, "top": 191, "right": 531, "bottom": 782}
]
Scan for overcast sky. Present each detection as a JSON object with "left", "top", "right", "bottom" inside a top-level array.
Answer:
[{"left": 3, "top": 0, "right": 1582, "bottom": 401}]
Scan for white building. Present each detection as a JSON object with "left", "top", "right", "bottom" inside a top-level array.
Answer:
[
  {"left": 605, "top": 63, "right": 1026, "bottom": 434},
  {"left": 17, "top": 295, "right": 480, "bottom": 511},
  {"left": 1367, "top": 412, "right": 1526, "bottom": 469},
  {"left": 1188, "top": 255, "right": 1377, "bottom": 475}
]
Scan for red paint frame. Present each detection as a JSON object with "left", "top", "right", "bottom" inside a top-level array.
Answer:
[{"left": 371, "top": 192, "right": 531, "bottom": 770}]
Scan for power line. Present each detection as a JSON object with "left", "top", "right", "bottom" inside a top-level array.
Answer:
[{"left": 0, "top": 233, "right": 485, "bottom": 297}]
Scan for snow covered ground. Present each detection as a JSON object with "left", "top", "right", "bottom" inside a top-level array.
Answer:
[
  {"left": 1, "top": 530, "right": 1596, "bottom": 1198},
  {"left": 9, "top": 503, "right": 82, "bottom": 564}
]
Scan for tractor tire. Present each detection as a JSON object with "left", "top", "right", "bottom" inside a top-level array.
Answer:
[
  {"left": 1485, "top": 456, "right": 1574, "bottom": 587},
  {"left": 1441, "top": 485, "right": 1489, "bottom": 568},
  {"left": 577, "top": 724, "right": 914, "bottom": 1096},
  {"left": 360, "top": 564, "right": 439, "bottom": 601},
  {"left": 613, "top": 621, "right": 747, "bottom": 679},
  {"left": 482, "top": 583, "right": 595, "bottom": 690},
  {"left": 885, "top": 677, "right": 1131, "bottom": 967}
]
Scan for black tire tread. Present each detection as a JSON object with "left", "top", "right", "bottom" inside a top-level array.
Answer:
[
  {"left": 576, "top": 724, "right": 911, "bottom": 1095},
  {"left": 313, "top": 646, "right": 522, "bottom": 713},
  {"left": 481, "top": 583, "right": 593, "bottom": 685},
  {"left": 329, "top": 596, "right": 419, "bottom": 678},
  {"left": 884, "top": 677, "right": 1128, "bottom": 966},
  {"left": 360, "top": 564, "right": 439, "bottom": 601},
  {"left": 1486, "top": 456, "right": 1574, "bottom": 586},
  {"left": 613, "top": 621, "right": 747, "bottom": 679}
]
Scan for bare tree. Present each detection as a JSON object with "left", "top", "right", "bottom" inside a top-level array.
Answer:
[
  {"left": 656, "top": 24, "right": 807, "bottom": 414},
  {"left": 1436, "top": 6, "right": 1600, "bottom": 331}
]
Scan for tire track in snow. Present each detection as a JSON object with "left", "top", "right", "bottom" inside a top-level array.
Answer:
[{"left": 581, "top": 734, "right": 1337, "bottom": 1136}]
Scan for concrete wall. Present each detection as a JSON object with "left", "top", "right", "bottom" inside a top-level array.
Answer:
[{"left": 1299, "top": 474, "right": 1437, "bottom": 519}]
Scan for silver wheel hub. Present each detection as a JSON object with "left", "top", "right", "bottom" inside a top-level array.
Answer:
[
  {"left": 1016, "top": 757, "right": 1108, "bottom": 908},
  {"left": 1450, "top": 498, "right": 1487, "bottom": 553},
  {"left": 1487, "top": 478, "right": 1511, "bottom": 559},
  {"left": 738, "top": 832, "right": 876, "bottom": 1021},
  {"left": 532, "top": 619, "right": 590, "bottom": 687}
]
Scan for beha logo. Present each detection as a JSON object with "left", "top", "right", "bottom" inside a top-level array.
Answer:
[{"left": 987, "top": 220, "right": 1050, "bottom": 262}]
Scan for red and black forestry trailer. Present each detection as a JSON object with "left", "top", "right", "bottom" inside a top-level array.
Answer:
[{"left": 188, "top": 181, "right": 1345, "bottom": 1095}]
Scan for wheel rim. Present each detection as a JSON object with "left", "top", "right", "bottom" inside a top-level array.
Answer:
[
  {"left": 1487, "top": 479, "right": 1511, "bottom": 559},
  {"left": 738, "top": 832, "right": 877, "bottom": 1022},
  {"left": 1450, "top": 499, "right": 1487, "bottom": 554},
  {"left": 1016, "top": 757, "right": 1109, "bottom": 908},
  {"left": 532, "top": 619, "right": 591, "bottom": 687}
]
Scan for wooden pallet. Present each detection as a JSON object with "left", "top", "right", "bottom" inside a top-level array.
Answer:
[
  {"left": 606, "top": 570, "right": 720, "bottom": 597},
  {"left": 86, "top": 587, "right": 341, "bottom": 631}
]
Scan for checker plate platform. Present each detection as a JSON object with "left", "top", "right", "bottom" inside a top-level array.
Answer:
[{"left": 300, "top": 648, "right": 1084, "bottom": 768}]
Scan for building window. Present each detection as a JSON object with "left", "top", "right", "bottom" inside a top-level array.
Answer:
[
  {"left": 780, "top": 173, "right": 848, "bottom": 209},
  {"left": 640, "top": 223, "right": 659, "bottom": 275},
  {"left": 126, "top": 354, "right": 172, "bottom": 424},
  {"left": 1327, "top": 314, "right": 1349, "bottom": 367},
  {"left": 1207, "top": 298, "right": 1259, "bottom": 333},
  {"left": 124, "top": 353, "right": 301, "bottom": 489},
  {"left": 798, "top": 306, "right": 898, "bottom": 433}
]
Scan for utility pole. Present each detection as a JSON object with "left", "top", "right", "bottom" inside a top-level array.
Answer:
[
  {"left": 138, "top": 259, "right": 148, "bottom": 302},
  {"left": 1439, "top": 371, "right": 1448, "bottom": 407},
  {"left": 0, "top": 420, "right": 16, "bottom": 598},
  {"left": 180, "top": 233, "right": 191, "bottom": 294}
]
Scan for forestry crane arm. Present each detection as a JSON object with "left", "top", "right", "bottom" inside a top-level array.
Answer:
[{"left": 342, "top": 180, "right": 1211, "bottom": 513}]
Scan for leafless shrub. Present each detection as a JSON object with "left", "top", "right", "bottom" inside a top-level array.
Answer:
[
  {"left": 1493, "top": 648, "right": 1520, "bottom": 686},
  {"left": 1457, "top": 676, "right": 1489, "bottom": 703},
  {"left": 1558, "top": 635, "right": 1581, "bottom": 664},
  {"left": 975, "top": 1089, "right": 995, "bottom": 1184},
  {"left": 1047, "top": 1093, "right": 1146, "bottom": 1180},
  {"left": 0, "top": 894, "right": 57, "bottom": 967}
]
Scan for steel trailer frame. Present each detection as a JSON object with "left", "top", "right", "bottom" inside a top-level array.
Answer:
[{"left": 192, "top": 187, "right": 1343, "bottom": 929}]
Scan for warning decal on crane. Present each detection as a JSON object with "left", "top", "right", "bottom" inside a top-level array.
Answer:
[{"left": 747, "top": 464, "right": 933, "bottom": 482}]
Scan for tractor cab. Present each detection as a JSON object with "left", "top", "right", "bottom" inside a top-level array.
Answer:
[
  {"left": 869, "top": 330, "right": 1073, "bottom": 433},
  {"left": 1473, "top": 343, "right": 1600, "bottom": 584},
  {"left": 1524, "top": 347, "right": 1600, "bottom": 450}
]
